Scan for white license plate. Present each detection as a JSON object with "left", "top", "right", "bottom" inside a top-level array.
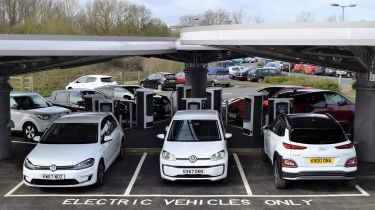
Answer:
[
  {"left": 42, "top": 174, "right": 65, "bottom": 180},
  {"left": 182, "top": 169, "right": 204, "bottom": 174},
  {"left": 229, "top": 113, "right": 237, "bottom": 118}
]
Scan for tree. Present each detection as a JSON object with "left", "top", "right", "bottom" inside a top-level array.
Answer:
[
  {"left": 253, "top": 13, "right": 265, "bottom": 24},
  {"left": 296, "top": 11, "right": 314, "bottom": 22},
  {"left": 231, "top": 9, "right": 244, "bottom": 24},
  {"left": 326, "top": 15, "right": 337, "bottom": 22}
]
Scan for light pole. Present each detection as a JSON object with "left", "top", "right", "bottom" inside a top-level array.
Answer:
[{"left": 331, "top": 3, "right": 357, "bottom": 21}]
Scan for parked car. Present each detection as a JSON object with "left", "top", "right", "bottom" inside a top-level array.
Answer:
[
  {"left": 65, "top": 75, "right": 118, "bottom": 89},
  {"left": 264, "top": 62, "right": 282, "bottom": 72},
  {"left": 116, "top": 85, "right": 171, "bottom": 119},
  {"left": 94, "top": 86, "right": 133, "bottom": 100},
  {"left": 325, "top": 68, "right": 337, "bottom": 76},
  {"left": 140, "top": 72, "right": 177, "bottom": 90},
  {"left": 175, "top": 72, "right": 185, "bottom": 84},
  {"left": 23, "top": 112, "right": 125, "bottom": 187},
  {"left": 49, "top": 89, "right": 107, "bottom": 112},
  {"left": 227, "top": 66, "right": 244, "bottom": 79},
  {"left": 228, "top": 86, "right": 309, "bottom": 120},
  {"left": 263, "top": 113, "right": 357, "bottom": 189},
  {"left": 10, "top": 93, "right": 71, "bottom": 140},
  {"left": 207, "top": 67, "right": 230, "bottom": 87},
  {"left": 157, "top": 110, "right": 231, "bottom": 182},
  {"left": 247, "top": 68, "right": 283, "bottom": 82},
  {"left": 303, "top": 65, "right": 316, "bottom": 74},
  {"left": 235, "top": 67, "right": 257, "bottom": 81},
  {"left": 314, "top": 66, "right": 326, "bottom": 75},
  {"left": 335, "top": 69, "right": 354, "bottom": 78}
]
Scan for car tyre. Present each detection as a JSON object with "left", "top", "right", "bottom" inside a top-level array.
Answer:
[
  {"left": 118, "top": 139, "right": 125, "bottom": 160},
  {"left": 211, "top": 81, "right": 215, "bottom": 87},
  {"left": 23, "top": 122, "right": 38, "bottom": 141},
  {"left": 346, "top": 72, "right": 352, "bottom": 78},
  {"left": 225, "top": 84, "right": 230, "bottom": 88},
  {"left": 261, "top": 149, "right": 268, "bottom": 163},
  {"left": 273, "top": 160, "right": 287, "bottom": 189},
  {"left": 257, "top": 77, "right": 263, "bottom": 83},
  {"left": 95, "top": 161, "right": 105, "bottom": 187},
  {"left": 344, "top": 179, "right": 357, "bottom": 188}
]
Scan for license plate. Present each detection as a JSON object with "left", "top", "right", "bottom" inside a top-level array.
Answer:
[
  {"left": 42, "top": 174, "right": 65, "bottom": 180},
  {"left": 169, "top": 80, "right": 176, "bottom": 82},
  {"left": 182, "top": 169, "right": 204, "bottom": 174},
  {"left": 229, "top": 113, "right": 237, "bottom": 118},
  {"left": 308, "top": 158, "right": 334, "bottom": 164}
]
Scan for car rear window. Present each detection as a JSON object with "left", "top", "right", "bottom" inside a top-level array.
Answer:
[
  {"left": 101, "top": 77, "right": 114, "bottom": 83},
  {"left": 290, "top": 129, "right": 347, "bottom": 144},
  {"left": 165, "top": 74, "right": 176, "bottom": 79},
  {"left": 216, "top": 69, "right": 229, "bottom": 75},
  {"left": 167, "top": 120, "right": 221, "bottom": 141}
]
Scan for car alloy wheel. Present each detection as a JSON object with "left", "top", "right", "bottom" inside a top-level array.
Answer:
[
  {"left": 95, "top": 161, "right": 105, "bottom": 187},
  {"left": 157, "top": 83, "right": 162, "bottom": 91},
  {"left": 23, "top": 123, "right": 37, "bottom": 140},
  {"left": 257, "top": 78, "right": 263, "bottom": 82},
  {"left": 346, "top": 72, "right": 352, "bottom": 78}
]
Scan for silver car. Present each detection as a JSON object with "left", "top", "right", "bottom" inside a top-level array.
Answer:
[{"left": 207, "top": 67, "right": 230, "bottom": 87}]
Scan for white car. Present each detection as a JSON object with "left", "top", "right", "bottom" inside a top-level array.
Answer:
[
  {"left": 158, "top": 110, "right": 231, "bottom": 182},
  {"left": 23, "top": 112, "right": 125, "bottom": 187},
  {"left": 10, "top": 93, "right": 71, "bottom": 140},
  {"left": 263, "top": 113, "right": 357, "bottom": 189},
  {"left": 66, "top": 75, "right": 118, "bottom": 89},
  {"left": 227, "top": 66, "right": 244, "bottom": 79}
]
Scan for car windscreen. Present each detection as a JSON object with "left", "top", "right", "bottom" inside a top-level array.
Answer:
[
  {"left": 290, "top": 129, "right": 347, "bottom": 144},
  {"left": 40, "top": 123, "right": 98, "bottom": 144},
  {"left": 101, "top": 77, "right": 114, "bottom": 83},
  {"left": 13, "top": 95, "right": 51, "bottom": 110},
  {"left": 164, "top": 74, "right": 177, "bottom": 80},
  {"left": 167, "top": 120, "right": 221, "bottom": 142}
]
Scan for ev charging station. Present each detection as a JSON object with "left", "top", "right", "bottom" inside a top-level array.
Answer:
[
  {"left": 136, "top": 88, "right": 154, "bottom": 129},
  {"left": 176, "top": 84, "right": 191, "bottom": 110},
  {"left": 182, "top": 98, "right": 207, "bottom": 110},
  {"left": 206, "top": 87, "right": 222, "bottom": 114},
  {"left": 243, "top": 93, "right": 263, "bottom": 137},
  {"left": 83, "top": 94, "right": 107, "bottom": 112},
  {"left": 267, "top": 98, "right": 294, "bottom": 124}
]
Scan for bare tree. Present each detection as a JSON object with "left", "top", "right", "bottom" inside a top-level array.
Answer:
[
  {"left": 231, "top": 9, "right": 244, "bottom": 24},
  {"left": 179, "top": 14, "right": 199, "bottom": 27},
  {"left": 326, "top": 15, "right": 337, "bottom": 22},
  {"left": 296, "top": 11, "right": 314, "bottom": 22},
  {"left": 200, "top": 9, "right": 231, "bottom": 25},
  {"left": 253, "top": 13, "right": 265, "bottom": 24}
]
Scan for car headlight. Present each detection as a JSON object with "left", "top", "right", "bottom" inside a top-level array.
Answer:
[
  {"left": 24, "top": 158, "right": 40, "bottom": 170},
  {"left": 35, "top": 114, "right": 52, "bottom": 120},
  {"left": 161, "top": 150, "right": 176, "bottom": 161},
  {"left": 73, "top": 158, "right": 95, "bottom": 170},
  {"left": 210, "top": 150, "right": 225, "bottom": 161}
]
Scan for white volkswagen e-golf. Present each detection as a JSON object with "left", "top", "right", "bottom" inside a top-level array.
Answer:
[
  {"left": 158, "top": 110, "right": 232, "bottom": 182},
  {"left": 23, "top": 112, "right": 125, "bottom": 187}
]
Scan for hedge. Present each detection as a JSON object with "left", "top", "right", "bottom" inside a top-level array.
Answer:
[{"left": 264, "top": 76, "right": 340, "bottom": 92}]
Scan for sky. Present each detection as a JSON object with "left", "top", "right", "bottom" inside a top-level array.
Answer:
[{"left": 79, "top": 0, "right": 374, "bottom": 25}]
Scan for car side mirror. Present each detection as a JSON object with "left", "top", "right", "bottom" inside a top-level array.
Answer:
[
  {"left": 77, "top": 101, "right": 85, "bottom": 107},
  {"left": 104, "top": 136, "right": 112, "bottom": 142},
  {"left": 157, "top": 134, "right": 165, "bottom": 140},
  {"left": 33, "top": 136, "right": 41, "bottom": 142},
  {"left": 225, "top": 133, "right": 232, "bottom": 139},
  {"left": 338, "top": 101, "right": 347, "bottom": 106}
]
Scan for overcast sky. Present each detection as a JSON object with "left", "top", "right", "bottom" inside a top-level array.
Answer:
[{"left": 80, "top": 0, "right": 374, "bottom": 25}]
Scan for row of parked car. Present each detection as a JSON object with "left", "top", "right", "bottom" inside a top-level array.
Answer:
[
  {"left": 293, "top": 63, "right": 356, "bottom": 78},
  {"left": 11, "top": 75, "right": 171, "bottom": 140}
]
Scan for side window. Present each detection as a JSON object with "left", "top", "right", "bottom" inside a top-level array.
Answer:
[
  {"left": 76, "top": 77, "right": 87, "bottom": 83},
  {"left": 147, "top": 74, "right": 155, "bottom": 80},
  {"left": 269, "top": 70, "right": 277, "bottom": 74},
  {"left": 69, "top": 92, "right": 82, "bottom": 104},
  {"left": 55, "top": 92, "right": 69, "bottom": 102},
  {"left": 325, "top": 92, "right": 346, "bottom": 105},
  {"left": 270, "top": 118, "right": 285, "bottom": 136},
  {"left": 108, "top": 115, "right": 118, "bottom": 130},
  {"left": 310, "top": 93, "right": 326, "bottom": 107},
  {"left": 100, "top": 118, "right": 110, "bottom": 137},
  {"left": 262, "top": 69, "right": 269, "bottom": 74},
  {"left": 10, "top": 98, "right": 19, "bottom": 109},
  {"left": 270, "top": 118, "right": 279, "bottom": 133},
  {"left": 86, "top": 77, "right": 97, "bottom": 83}
]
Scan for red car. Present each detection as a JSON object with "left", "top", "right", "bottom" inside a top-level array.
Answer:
[
  {"left": 293, "top": 63, "right": 303, "bottom": 72},
  {"left": 228, "top": 86, "right": 309, "bottom": 119},
  {"left": 303, "top": 65, "right": 316, "bottom": 74},
  {"left": 175, "top": 72, "right": 185, "bottom": 84}
]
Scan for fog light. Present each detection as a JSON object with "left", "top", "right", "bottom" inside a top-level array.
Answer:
[
  {"left": 345, "top": 157, "right": 357, "bottom": 167},
  {"left": 282, "top": 158, "right": 298, "bottom": 168}
]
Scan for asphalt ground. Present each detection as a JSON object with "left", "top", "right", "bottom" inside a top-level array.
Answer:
[{"left": 3, "top": 121, "right": 375, "bottom": 210}]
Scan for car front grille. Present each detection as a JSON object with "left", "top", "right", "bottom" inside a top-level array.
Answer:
[{"left": 30, "top": 179, "right": 79, "bottom": 185}]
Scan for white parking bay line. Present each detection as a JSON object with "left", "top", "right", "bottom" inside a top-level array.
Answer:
[
  {"left": 355, "top": 185, "right": 370, "bottom": 196},
  {"left": 124, "top": 153, "right": 147, "bottom": 195},
  {"left": 233, "top": 153, "right": 253, "bottom": 195},
  {"left": 11, "top": 141, "right": 37, "bottom": 145},
  {"left": 4, "top": 181, "right": 24, "bottom": 197}
]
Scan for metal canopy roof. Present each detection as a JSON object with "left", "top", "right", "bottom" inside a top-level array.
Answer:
[
  {"left": 180, "top": 22, "right": 375, "bottom": 73},
  {"left": 0, "top": 35, "right": 234, "bottom": 75}
]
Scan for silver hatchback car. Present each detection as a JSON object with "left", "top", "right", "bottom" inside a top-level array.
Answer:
[{"left": 207, "top": 67, "right": 230, "bottom": 87}]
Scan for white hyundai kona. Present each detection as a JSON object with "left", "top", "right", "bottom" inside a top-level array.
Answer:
[
  {"left": 158, "top": 110, "right": 231, "bottom": 182},
  {"left": 23, "top": 112, "right": 125, "bottom": 187},
  {"left": 263, "top": 113, "right": 357, "bottom": 189}
]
